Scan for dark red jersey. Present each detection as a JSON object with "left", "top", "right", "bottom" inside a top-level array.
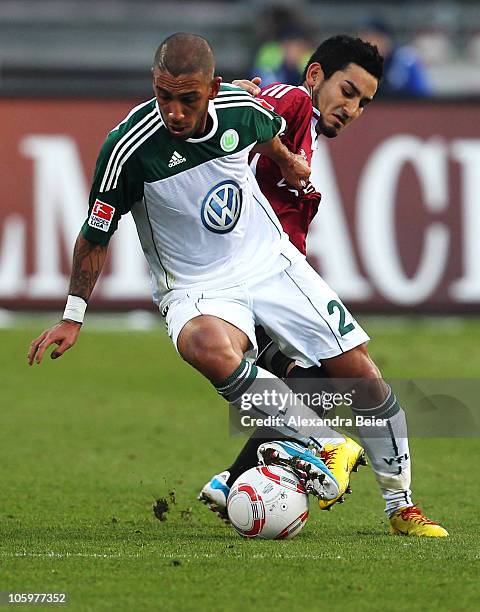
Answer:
[{"left": 250, "top": 83, "right": 321, "bottom": 255}]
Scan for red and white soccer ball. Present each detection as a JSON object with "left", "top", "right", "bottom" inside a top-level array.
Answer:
[{"left": 227, "top": 465, "right": 309, "bottom": 540}]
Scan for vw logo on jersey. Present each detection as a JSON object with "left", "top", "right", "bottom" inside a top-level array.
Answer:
[{"left": 201, "top": 180, "right": 243, "bottom": 234}]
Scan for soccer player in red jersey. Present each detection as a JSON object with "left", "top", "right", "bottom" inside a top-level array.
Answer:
[
  {"left": 200, "top": 35, "right": 448, "bottom": 537},
  {"left": 250, "top": 81, "right": 322, "bottom": 256}
]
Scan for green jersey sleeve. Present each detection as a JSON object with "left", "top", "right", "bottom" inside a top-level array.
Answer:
[
  {"left": 81, "top": 131, "right": 144, "bottom": 246},
  {"left": 250, "top": 102, "right": 286, "bottom": 144}
]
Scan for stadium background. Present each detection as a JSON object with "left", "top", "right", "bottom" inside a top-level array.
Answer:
[
  {"left": 1, "top": 2, "right": 479, "bottom": 611},
  {"left": 2, "top": 0, "right": 480, "bottom": 313}
]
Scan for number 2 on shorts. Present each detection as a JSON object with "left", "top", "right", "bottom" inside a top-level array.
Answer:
[{"left": 327, "top": 300, "right": 355, "bottom": 336}]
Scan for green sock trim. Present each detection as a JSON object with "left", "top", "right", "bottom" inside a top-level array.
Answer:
[
  {"left": 214, "top": 360, "right": 258, "bottom": 403},
  {"left": 352, "top": 386, "right": 401, "bottom": 419},
  {"left": 214, "top": 358, "right": 249, "bottom": 390}
]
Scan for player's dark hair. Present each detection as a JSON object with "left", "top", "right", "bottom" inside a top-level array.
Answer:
[
  {"left": 154, "top": 32, "right": 215, "bottom": 77},
  {"left": 301, "top": 35, "right": 383, "bottom": 83}
]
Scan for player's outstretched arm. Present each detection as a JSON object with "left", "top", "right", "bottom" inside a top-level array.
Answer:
[
  {"left": 27, "top": 234, "right": 108, "bottom": 366},
  {"left": 253, "top": 136, "right": 311, "bottom": 190}
]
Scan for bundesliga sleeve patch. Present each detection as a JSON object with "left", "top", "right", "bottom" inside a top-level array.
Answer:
[
  {"left": 88, "top": 199, "right": 115, "bottom": 232},
  {"left": 254, "top": 98, "right": 274, "bottom": 111}
]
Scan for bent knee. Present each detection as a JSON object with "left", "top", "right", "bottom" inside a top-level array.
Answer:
[
  {"left": 177, "top": 319, "right": 243, "bottom": 380},
  {"left": 185, "top": 328, "right": 233, "bottom": 362},
  {"left": 323, "top": 343, "right": 381, "bottom": 379},
  {"left": 351, "top": 344, "right": 382, "bottom": 379}
]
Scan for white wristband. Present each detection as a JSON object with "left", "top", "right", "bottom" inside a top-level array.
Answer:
[{"left": 63, "top": 295, "right": 87, "bottom": 324}]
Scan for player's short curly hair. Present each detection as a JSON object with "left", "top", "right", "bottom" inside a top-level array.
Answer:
[{"left": 301, "top": 35, "right": 383, "bottom": 83}]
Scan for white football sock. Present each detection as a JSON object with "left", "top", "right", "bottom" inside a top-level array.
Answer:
[{"left": 352, "top": 386, "right": 413, "bottom": 516}]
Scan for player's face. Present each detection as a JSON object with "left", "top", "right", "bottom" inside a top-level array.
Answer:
[
  {"left": 153, "top": 68, "right": 221, "bottom": 139},
  {"left": 308, "top": 63, "right": 378, "bottom": 138}
]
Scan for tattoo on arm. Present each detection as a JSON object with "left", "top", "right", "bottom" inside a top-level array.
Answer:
[{"left": 68, "top": 234, "right": 108, "bottom": 302}]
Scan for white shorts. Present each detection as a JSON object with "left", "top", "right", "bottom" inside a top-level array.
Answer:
[{"left": 162, "top": 258, "right": 369, "bottom": 366}]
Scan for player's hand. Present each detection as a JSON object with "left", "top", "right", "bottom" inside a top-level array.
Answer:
[
  {"left": 232, "top": 76, "right": 262, "bottom": 97},
  {"left": 279, "top": 153, "right": 311, "bottom": 191},
  {"left": 27, "top": 320, "right": 81, "bottom": 365}
]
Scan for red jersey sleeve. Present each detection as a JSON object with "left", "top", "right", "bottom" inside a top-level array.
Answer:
[
  {"left": 252, "top": 84, "right": 321, "bottom": 255},
  {"left": 267, "top": 87, "right": 314, "bottom": 162}
]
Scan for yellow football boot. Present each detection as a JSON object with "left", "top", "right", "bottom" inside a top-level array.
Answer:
[
  {"left": 318, "top": 437, "right": 367, "bottom": 510},
  {"left": 389, "top": 506, "right": 448, "bottom": 537}
]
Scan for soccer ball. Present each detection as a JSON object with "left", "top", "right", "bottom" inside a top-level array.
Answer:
[{"left": 227, "top": 465, "right": 309, "bottom": 540}]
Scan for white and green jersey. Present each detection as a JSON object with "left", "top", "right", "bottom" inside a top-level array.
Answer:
[{"left": 81, "top": 83, "right": 301, "bottom": 304}]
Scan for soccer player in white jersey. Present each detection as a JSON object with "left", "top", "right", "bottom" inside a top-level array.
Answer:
[
  {"left": 27, "top": 34, "right": 447, "bottom": 535},
  {"left": 27, "top": 32, "right": 339, "bottom": 502}
]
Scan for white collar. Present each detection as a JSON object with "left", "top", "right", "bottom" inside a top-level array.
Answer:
[{"left": 187, "top": 101, "right": 218, "bottom": 142}]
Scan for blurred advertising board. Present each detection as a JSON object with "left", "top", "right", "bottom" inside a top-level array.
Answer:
[{"left": 1, "top": 98, "right": 479, "bottom": 312}]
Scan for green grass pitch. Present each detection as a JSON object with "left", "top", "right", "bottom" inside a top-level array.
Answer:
[{"left": 1, "top": 317, "right": 479, "bottom": 611}]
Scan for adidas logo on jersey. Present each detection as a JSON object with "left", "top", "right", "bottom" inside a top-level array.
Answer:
[{"left": 168, "top": 151, "right": 187, "bottom": 168}]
